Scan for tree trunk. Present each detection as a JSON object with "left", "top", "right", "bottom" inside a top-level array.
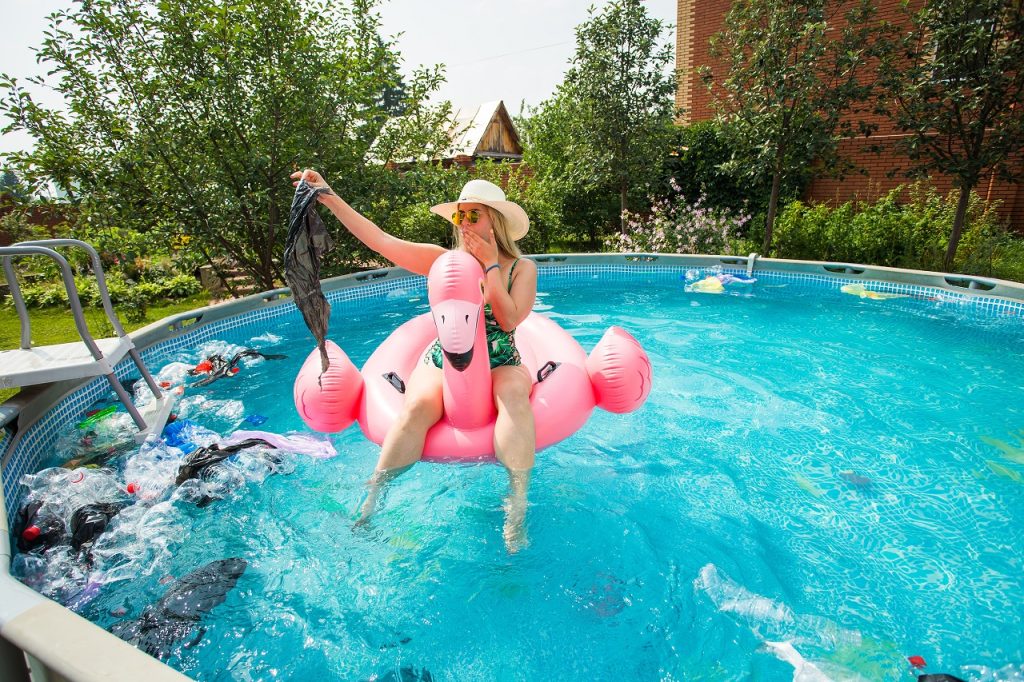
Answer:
[
  {"left": 198, "top": 245, "right": 240, "bottom": 299},
  {"left": 944, "top": 185, "right": 972, "bottom": 272},
  {"left": 762, "top": 168, "right": 783, "bottom": 255},
  {"left": 619, "top": 181, "right": 629, "bottom": 235},
  {"left": 265, "top": 199, "right": 279, "bottom": 288},
  {"left": 255, "top": 265, "right": 276, "bottom": 292},
  {"left": 243, "top": 255, "right": 277, "bottom": 292}
]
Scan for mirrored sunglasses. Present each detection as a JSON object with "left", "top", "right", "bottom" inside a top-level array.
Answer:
[{"left": 451, "top": 209, "right": 481, "bottom": 226}]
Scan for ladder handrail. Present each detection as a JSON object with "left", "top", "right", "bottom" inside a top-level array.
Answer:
[
  {"left": 2, "top": 252, "right": 31, "bottom": 349},
  {"left": 13, "top": 238, "right": 128, "bottom": 338},
  {"left": 1, "top": 242, "right": 168, "bottom": 432},
  {"left": 746, "top": 252, "right": 760, "bottom": 278},
  {"left": 0, "top": 245, "right": 107, "bottom": 361}
]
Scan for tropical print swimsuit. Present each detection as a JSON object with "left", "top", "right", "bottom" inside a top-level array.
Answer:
[{"left": 426, "top": 257, "right": 523, "bottom": 369}]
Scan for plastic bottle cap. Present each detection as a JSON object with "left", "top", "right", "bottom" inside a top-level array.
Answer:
[
  {"left": 126, "top": 482, "right": 138, "bottom": 494},
  {"left": 22, "top": 526, "right": 41, "bottom": 541},
  {"left": 908, "top": 655, "right": 927, "bottom": 669},
  {"left": 70, "top": 471, "right": 85, "bottom": 484}
]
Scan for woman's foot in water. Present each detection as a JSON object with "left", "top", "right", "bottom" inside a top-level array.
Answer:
[
  {"left": 502, "top": 493, "right": 528, "bottom": 553},
  {"left": 502, "top": 469, "right": 531, "bottom": 553},
  {"left": 353, "top": 466, "right": 410, "bottom": 528}
]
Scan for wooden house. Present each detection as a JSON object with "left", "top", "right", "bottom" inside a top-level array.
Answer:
[
  {"left": 442, "top": 100, "right": 523, "bottom": 167},
  {"left": 372, "top": 100, "right": 523, "bottom": 169}
]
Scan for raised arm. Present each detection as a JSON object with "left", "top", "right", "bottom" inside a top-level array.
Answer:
[
  {"left": 291, "top": 170, "right": 446, "bottom": 277},
  {"left": 319, "top": 194, "right": 446, "bottom": 276}
]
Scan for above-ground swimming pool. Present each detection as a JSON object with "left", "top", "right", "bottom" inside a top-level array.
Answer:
[{"left": 2, "top": 257, "right": 1024, "bottom": 681}]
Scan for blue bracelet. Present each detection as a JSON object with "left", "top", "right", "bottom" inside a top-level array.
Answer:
[{"left": 485, "top": 263, "right": 500, "bottom": 275}]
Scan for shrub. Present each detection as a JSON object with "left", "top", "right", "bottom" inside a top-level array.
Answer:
[
  {"left": 6, "top": 272, "right": 201, "bottom": 310},
  {"left": 389, "top": 203, "right": 453, "bottom": 253},
  {"left": 956, "top": 216, "right": 1024, "bottom": 282},
  {"left": 988, "top": 238, "right": 1024, "bottom": 283},
  {"left": 15, "top": 282, "right": 70, "bottom": 308},
  {"left": 158, "top": 274, "right": 203, "bottom": 299},
  {"left": 0, "top": 209, "right": 52, "bottom": 244},
  {"left": 613, "top": 181, "right": 751, "bottom": 255},
  {"left": 771, "top": 183, "right": 1017, "bottom": 277}
]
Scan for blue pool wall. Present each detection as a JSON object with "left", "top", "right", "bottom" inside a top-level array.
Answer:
[{"left": 4, "top": 255, "right": 1024, "bottom": 522}]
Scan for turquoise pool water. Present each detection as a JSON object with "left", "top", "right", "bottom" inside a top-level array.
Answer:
[{"left": 12, "top": 273, "right": 1024, "bottom": 680}]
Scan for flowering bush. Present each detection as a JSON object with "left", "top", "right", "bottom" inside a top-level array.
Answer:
[{"left": 613, "top": 181, "right": 751, "bottom": 255}]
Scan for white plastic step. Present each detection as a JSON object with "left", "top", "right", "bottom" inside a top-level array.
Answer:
[
  {"left": 134, "top": 389, "right": 178, "bottom": 444},
  {"left": 0, "top": 336, "right": 134, "bottom": 388}
]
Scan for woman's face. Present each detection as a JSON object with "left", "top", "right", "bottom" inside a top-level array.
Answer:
[{"left": 455, "top": 202, "right": 493, "bottom": 241}]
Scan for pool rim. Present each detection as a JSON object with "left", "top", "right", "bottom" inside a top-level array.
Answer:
[{"left": 2, "top": 252, "right": 1023, "bottom": 681}]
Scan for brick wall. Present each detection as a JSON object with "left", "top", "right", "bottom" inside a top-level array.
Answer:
[
  {"left": 807, "top": 137, "right": 1024, "bottom": 229},
  {"left": 675, "top": 0, "right": 1023, "bottom": 231},
  {"left": 0, "top": 198, "right": 68, "bottom": 246},
  {"left": 676, "top": 0, "right": 731, "bottom": 125}
]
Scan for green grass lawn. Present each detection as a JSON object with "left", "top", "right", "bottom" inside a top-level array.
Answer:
[{"left": 1, "top": 294, "right": 210, "bottom": 403}]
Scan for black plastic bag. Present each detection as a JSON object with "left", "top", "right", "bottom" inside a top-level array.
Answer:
[{"left": 284, "top": 181, "right": 335, "bottom": 373}]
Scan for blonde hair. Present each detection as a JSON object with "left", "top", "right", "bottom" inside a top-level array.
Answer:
[{"left": 452, "top": 207, "right": 522, "bottom": 259}]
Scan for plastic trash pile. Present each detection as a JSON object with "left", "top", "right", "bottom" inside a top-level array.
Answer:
[{"left": 11, "top": 345, "right": 337, "bottom": 614}]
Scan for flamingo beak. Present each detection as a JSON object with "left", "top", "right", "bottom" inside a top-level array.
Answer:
[{"left": 444, "top": 347, "right": 474, "bottom": 371}]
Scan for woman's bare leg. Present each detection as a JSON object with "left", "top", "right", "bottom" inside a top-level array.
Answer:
[
  {"left": 356, "top": 360, "right": 443, "bottom": 524},
  {"left": 492, "top": 365, "right": 536, "bottom": 552}
]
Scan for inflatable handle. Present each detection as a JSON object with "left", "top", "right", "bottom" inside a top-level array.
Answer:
[
  {"left": 536, "top": 361, "right": 559, "bottom": 383},
  {"left": 383, "top": 372, "right": 406, "bottom": 393}
]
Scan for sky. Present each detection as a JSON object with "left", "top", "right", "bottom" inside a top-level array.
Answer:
[{"left": 0, "top": 0, "right": 679, "bottom": 156}]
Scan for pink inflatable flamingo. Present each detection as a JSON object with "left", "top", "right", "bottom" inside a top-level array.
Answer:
[{"left": 293, "top": 251, "right": 652, "bottom": 462}]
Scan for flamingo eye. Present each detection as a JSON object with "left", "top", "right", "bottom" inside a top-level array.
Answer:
[
  {"left": 441, "top": 315, "right": 445, "bottom": 324},
  {"left": 465, "top": 315, "right": 469, "bottom": 323}
]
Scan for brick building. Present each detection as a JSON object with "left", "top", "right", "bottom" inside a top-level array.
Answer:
[{"left": 674, "top": 0, "right": 1023, "bottom": 230}]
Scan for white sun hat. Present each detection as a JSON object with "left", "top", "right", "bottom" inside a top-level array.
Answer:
[{"left": 430, "top": 179, "right": 530, "bottom": 241}]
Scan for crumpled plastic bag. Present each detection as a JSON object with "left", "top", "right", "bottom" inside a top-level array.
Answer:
[{"left": 284, "top": 180, "right": 335, "bottom": 373}]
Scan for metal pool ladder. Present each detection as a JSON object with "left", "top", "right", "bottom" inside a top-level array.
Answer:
[{"left": 1, "top": 239, "right": 174, "bottom": 442}]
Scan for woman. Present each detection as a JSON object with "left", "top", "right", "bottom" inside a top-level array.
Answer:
[{"left": 291, "top": 170, "right": 538, "bottom": 552}]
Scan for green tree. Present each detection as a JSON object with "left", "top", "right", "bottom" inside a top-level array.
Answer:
[
  {"left": 878, "top": 0, "right": 1024, "bottom": 271},
  {"left": 663, "top": 120, "right": 792, "bottom": 221},
  {"left": 550, "top": 0, "right": 677, "bottom": 234},
  {"left": 0, "top": 0, "right": 447, "bottom": 290},
  {"left": 702, "top": 0, "right": 883, "bottom": 254},
  {"left": 0, "top": 169, "right": 30, "bottom": 202},
  {"left": 517, "top": 94, "right": 619, "bottom": 249}
]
